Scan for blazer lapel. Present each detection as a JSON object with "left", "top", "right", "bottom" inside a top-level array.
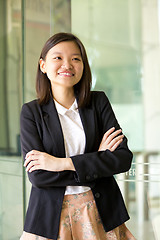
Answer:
[
  {"left": 41, "top": 98, "right": 96, "bottom": 156},
  {"left": 79, "top": 107, "right": 96, "bottom": 153},
  {"left": 42, "top": 98, "right": 66, "bottom": 157}
]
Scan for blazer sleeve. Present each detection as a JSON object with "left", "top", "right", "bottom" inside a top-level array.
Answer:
[
  {"left": 71, "top": 92, "right": 133, "bottom": 183},
  {"left": 20, "top": 103, "right": 91, "bottom": 188}
]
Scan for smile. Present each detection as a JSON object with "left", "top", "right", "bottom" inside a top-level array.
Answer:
[{"left": 58, "top": 72, "right": 74, "bottom": 76}]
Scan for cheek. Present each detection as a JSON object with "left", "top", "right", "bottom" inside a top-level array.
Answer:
[
  {"left": 45, "top": 65, "right": 57, "bottom": 79},
  {"left": 77, "top": 65, "right": 84, "bottom": 78},
  {"left": 46, "top": 69, "right": 53, "bottom": 79}
]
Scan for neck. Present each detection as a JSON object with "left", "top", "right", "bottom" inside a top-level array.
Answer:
[{"left": 51, "top": 86, "right": 75, "bottom": 109}]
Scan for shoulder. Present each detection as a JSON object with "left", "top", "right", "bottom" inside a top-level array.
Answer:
[
  {"left": 20, "top": 99, "right": 41, "bottom": 118},
  {"left": 89, "top": 91, "right": 110, "bottom": 107},
  {"left": 22, "top": 99, "right": 39, "bottom": 108},
  {"left": 90, "top": 91, "right": 108, "bottom": 99}
]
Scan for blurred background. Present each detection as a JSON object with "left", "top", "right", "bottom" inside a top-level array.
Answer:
[{"left": 0, "top": 0, "right": 160, "bottom": 239}]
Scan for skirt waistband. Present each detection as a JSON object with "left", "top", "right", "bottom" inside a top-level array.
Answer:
[{"left": 62, "top": 190, "right": 94, "bottom": 208}]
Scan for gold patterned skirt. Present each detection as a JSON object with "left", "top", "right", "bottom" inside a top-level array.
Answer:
[{"left": 20, "top": 190, "right": 136, "bottom": 240}]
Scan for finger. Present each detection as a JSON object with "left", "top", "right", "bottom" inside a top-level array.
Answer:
[
  {"left": 24, "top": 155, "right": 39, "bottom": 167},
  {"left": 110, "top": 139, "right": 123, "bottom": 152},
  {"left": 111, "top": 134, "right": 124, "bottom": 145},
  {"left": 26, "top": 160, "right": 40, "bottom": 172},
  {"left": 108, "top": 135, "right": 124, "bottom": 148},
  {"left": 25, "top": 150, "right": 41, "bottom": 159},
  {"left": 110, "top": 129, "right": 122, "bottom": 139},
  {"left": 28, "top": 164, "right": 41, "bottom": 173},
  {"left": 103, "top": 127, "right": 115, "bottom": 140},
  {"left": 25, "top": 150, "right": 33, "bottom": 159},
  {"left": 107, "top": 129, "right": 122, "bottom": 143},
  {"left": 101, "top": 128, "right": 115, "bottom": 145},
  {"left": 110, "top": 135, "right": 124, "bottom": 149}
]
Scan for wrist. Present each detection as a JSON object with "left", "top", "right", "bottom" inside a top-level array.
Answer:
[{"left": 64, "top": 157, "right": 75, "bottom": 171}]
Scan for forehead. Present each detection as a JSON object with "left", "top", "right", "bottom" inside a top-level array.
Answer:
[{"left": 48, "top": 41, "right": 81, "bottom": 55}]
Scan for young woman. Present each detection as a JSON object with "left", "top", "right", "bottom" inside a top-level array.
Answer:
[{"left": 20, "top": 32, "right": 136, "bottom": 240}]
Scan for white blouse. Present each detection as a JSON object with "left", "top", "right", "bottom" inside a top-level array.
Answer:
[{"left": 54, "top": 99, "right": 91, "bottom": 195}]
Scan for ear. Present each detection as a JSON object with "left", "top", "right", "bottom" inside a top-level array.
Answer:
[{"left": 39, "top": 58, "right": 46, "bottom": 74}]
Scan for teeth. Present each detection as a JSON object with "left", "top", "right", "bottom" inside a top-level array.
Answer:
[{"left": 59, "top": 72, "right": 73, "bottom": 76}]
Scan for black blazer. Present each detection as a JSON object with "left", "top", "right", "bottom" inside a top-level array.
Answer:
[{"left": 20, "top": 91, "right": 132, "bottom": 239}]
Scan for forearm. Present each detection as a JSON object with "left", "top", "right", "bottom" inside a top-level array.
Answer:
[
  {"left": 27, "top": 170, "right": 83, "bottom": 188},
  {"left": 60, "top": 157, "right": 76, "bottom": 171},
  {"left": 24, "top": 150, "right": 75, "bottom": 172},
  {"left": 72, "top": 137, "right": 133, "bottom": 183}
]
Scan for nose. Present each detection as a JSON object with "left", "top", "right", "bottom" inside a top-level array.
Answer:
[{"left": 61, "top": 59, "right": 73, "bottom": 69}]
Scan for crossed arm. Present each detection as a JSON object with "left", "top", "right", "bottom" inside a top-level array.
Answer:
[{"left": 24, "top": 127, "right": 124, "bottom": 173}]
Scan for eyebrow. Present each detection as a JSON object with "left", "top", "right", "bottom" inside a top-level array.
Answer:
[{"left": 51, "top": 52, "right": 81, "bottom": 56}]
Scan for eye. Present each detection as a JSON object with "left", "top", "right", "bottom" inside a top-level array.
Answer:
[
  {"left": 54, "top": 56, "right": 62, "bottom": 60},
  {"left": 72, "top": 57, "right": 81, "bottom": 61}
]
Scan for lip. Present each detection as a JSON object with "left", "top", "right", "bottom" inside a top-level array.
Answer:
[{"left": 58, "top": 71, "right": 74, "bottom": 76}]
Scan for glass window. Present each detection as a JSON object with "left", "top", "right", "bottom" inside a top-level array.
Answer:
[
  {"left": 72, "top": 0, "right": 143, "bottom": 152},
  {"left": 25, "top": 0, "right": 71, "bottom": 102},
  {"left": 0, "top": 0, "right": 22, "bottom": 156},
  {"left": 0, "top": 0, "right": 23, "bottom": 239},
  {"left": 72, "top": 1, "right": 160, "bottom": 239}
]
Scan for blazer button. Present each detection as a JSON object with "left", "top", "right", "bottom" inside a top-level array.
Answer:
[
  {"left": 95, "top": 192, "right": 100, "bottom": 198},
  {"left": 93, "top": 174, "right": 98, "bottom": 179},
  {"left": 86, "top": 175, "right": 91, "bottom": 180}
]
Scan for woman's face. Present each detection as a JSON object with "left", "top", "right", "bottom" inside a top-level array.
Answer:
[{"left": 40, "top": 41, "right": 84, "bottom": 91}]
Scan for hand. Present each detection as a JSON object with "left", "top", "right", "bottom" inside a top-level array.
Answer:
[
  {"left": 24, "top": 150, "right": 75, "bottom": 173},
  {"left": 98, "top": 127, "right": 124, "bottom": 152}
]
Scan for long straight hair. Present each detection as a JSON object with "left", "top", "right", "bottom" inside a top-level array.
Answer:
[{"left": 36, "top": 32, "right": 92, "bottom": 108}]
